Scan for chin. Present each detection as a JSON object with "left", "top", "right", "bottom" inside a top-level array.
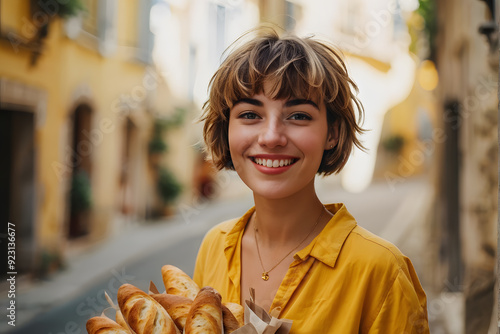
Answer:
[
  {"left": 246, "top": 182, "right": 304, "bottom": 200},
  {"left": 236, "top": 168, "right": 317, "bottom": 200}
]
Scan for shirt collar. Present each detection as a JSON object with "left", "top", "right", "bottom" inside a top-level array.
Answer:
[
  {"left": 223, "top": 207, "right": 255, "bottom": 288},
  {"left": 224, "top": 206, "right": 255, "bottom": 247},
  {"left": 222, "top": 204, "right": 357, "bottom": 271},
  {"left": 294, "top": 203, "right": 357, "bottom": 268}
]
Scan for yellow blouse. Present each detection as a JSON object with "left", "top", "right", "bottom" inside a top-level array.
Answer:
[{"left": 193, "top": 204, "right": 429, "bottom": 333}]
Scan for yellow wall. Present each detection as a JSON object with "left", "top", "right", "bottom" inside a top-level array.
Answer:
[
  {"left": 0, "top": 1, "right": 154, "bottom": 264},
  {"left": 374, "top": 65, "right": 438, "bottom": 179},
  {"left": 0, "top": 1, "right": 31, "bottom": 33},
  {"left": 118, "top": 0, "right": 139, "bottom": 47}
]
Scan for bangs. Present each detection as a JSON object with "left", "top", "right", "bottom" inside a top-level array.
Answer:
[
  {"left": 220, "top": 35, "right": 342, "bottom": 110},
  {"left": 202, "top": 28, "right": 365, "bottom": 174}
]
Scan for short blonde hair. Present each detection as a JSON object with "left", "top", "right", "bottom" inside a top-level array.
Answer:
[{"left": 201, "top": 28, "right": 365, "bottom": 176}]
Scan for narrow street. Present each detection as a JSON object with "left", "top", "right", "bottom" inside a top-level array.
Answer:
[
  {"left": 10, "top": 234, "right": 206, "bottom": 334},
  {"left": 7, "top": 176, "right": 430, "bottom": 334}
]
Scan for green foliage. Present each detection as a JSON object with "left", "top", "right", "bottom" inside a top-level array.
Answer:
[
  {"left": 417, "top": 0, "right": 437, "bottom": 60},
  {"left": 33, "top": 0, "right": 86, "bottom": 20},
  {"left": 70, "top": 170, "right": 92, "bottom": 212},
  {"left": 149, "top": 135, "right": 168, "bottom": 154},
  {"left": 157, "top": 167, "right": 182, "bottom": 204},
  {"left": 149, "top": 108, "right": 185, "bottom": 206},
  {"left": 155, "top": 107, "right": 187, "bottom": 130},
  {"left": 148, "top": 108, "right": 186, "bottom": 154},
  {"left": 382, "top": 134, "right": 405, "bottom": 154},
  {"left": 149, "top": 121, "right": 168, "bottom": 154},
  {"left": 54, "top": 0, "right": 86, "bottom": 18}
]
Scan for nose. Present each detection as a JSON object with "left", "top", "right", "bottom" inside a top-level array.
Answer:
[{"left": 257, "top": 118, "right": 287, "bottom": 148}]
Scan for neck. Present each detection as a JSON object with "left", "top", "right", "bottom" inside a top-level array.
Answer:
[{"left": 251, "top": 183, "right": 328, "bottom": 247}]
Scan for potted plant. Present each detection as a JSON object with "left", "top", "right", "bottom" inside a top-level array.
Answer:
[
  {"left": 157, "top": 167, "right": 181, "bottom": 215},
  {"left": 29, "top": 0, "right": 86, "bottom": 64},
  {"left": 69, "top": 169, "right": 92, "bottom": 237}
]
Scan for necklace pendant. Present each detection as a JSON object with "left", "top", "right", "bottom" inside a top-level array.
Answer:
[{"left": 262, "top": 272, "right": 270, "bottom": 281}]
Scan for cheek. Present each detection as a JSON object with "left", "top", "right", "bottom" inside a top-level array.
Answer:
[
  {"left": 228, "top": 123, "right": 252, "bottom": 159},
  {"left": 295, "top": 127, "right": 328, "bottom": 155}
]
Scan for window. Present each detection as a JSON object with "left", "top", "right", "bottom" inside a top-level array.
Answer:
[{"left": 81, "top": 0, "right": 98, "bottom": 36}]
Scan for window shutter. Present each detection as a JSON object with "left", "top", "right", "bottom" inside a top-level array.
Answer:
[
  {"left": 97, "top": 0, "right": 117, "bottom": 57},
  {"left": 137, "top": 0, "right": 155, "bottom": 64}
]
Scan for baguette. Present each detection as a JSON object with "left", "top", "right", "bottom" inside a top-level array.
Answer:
[
  {"left": 117, "top": 284, "right": 180, "bottom": 334},
  {"left": 161, "top": 265, "right": 200, "bottom": 300},
  {"left": 86, "top": 316, "right": 130, "bottom": 334},
  {"left": 151, "top": 293, "right": 192, "bottom": 331},
  {"left": 184, "top": 287, "right": 223, "bottom": 334},
  {"left": 221, "top": 303, "right": 243, "bottom": 333},
  {"left": 223, "top": 302, "right": 244, "bottom": 327}
]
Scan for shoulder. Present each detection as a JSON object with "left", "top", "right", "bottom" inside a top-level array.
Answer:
[
  {"left": 342, "top": 226, "right": 428, "bottom": 327},
  {"left": 342, "top": 225, "right": 412, "bottom": 276},
  {"left": 352, "top": 227, "right": 429, "bottom": 332}
]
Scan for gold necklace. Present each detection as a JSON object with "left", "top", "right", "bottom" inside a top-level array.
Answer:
[{"left": 253, "top": 207, "right": 327, "bottom": 281}]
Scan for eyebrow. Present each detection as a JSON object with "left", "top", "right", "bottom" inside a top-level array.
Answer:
[
  {"left": 285, "top": 99, "right": 319, "bottom": 109},
  {"left": 233, "top": 98, "right": 263, "bottom": 107},
  {"left": 232, "top": 98, "right": 319, "bottom": 109}
]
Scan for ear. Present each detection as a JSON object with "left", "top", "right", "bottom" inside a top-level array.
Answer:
[{"left": 324, "top": 120, "right": 339, "bottom": 150}]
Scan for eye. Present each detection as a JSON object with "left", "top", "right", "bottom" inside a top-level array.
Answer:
[
  {"left": 238, "top": 111, "right": 260, "bottom": 120},
  {"left": 288, "top": 112, "right": 312, "bottom": 121}
]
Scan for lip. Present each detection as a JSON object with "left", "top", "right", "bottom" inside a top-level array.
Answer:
[{"left": 249, "top": 154, "right": 299, "bottom": 175}]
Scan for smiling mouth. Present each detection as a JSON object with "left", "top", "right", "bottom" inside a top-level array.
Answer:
[{"left": 251, "top": 157, "right": 298, "bottom": 168}]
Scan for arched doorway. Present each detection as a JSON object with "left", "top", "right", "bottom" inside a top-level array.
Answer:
[
  {"left": 67, "top": 104, "right": 93, "bottom": 239},
  {"left": 119, "top": 118, "right": 139, "bottom": 217}
]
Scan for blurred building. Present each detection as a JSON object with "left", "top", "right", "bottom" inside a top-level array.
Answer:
[
  {"left": 155, "top": 0, "right": 430, "bottom": 197},
  {"left": 271, "top": 0, "right": 428, "bottom": 192},
  {"left": 0, "top": 0, "right": 192, "bottom": 278},
  {"left": 430, "top": 0, "right": 499, "bottom": 332},
  {"left": 150, "top": 0, "right": 259, "bottom": 204}
]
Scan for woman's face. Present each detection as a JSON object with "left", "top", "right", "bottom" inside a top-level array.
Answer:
[{"left": 228, "top": 86, "right": 337, "bottom": 200}]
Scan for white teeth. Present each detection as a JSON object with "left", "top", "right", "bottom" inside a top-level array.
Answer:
[{"left": 254, "top": 158, "right": 295, "bottom": 168}]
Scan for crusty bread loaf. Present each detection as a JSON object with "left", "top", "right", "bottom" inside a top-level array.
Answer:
[
  {"left": 117, "top": 284, "right": 180, "bottom": 334},
  {"left": 184, "top": 287, "right": 223, "bottom": 334},
  {"left": 221, "top": 303, "right": 243, "bottom": 333},
  {"left": 161, "top": 265, "right": 200, "bottom": 300},
  {"left": 151, "top": 293, "right": 192, "bottom": 331},
  {"left": 86, "top": 316, "right": 130, "bottom": 334},
  {"left": 222, "top": 303, "right": 244, "bottom": 326}
]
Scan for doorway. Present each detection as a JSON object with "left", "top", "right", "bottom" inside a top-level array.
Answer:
[
  {"left": 0, "top": 109, "right": 36, "bottom": 277},
  {"left": 67, "top": 104, "right": 93, "bottom": 239},
  {"left": 119, "top": 118, "right": 138, "bottom": 216}
]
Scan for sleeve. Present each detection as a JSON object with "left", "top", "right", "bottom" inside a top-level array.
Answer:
[{"left": 367, "top": 268, "right": 429, "bottom": 334}]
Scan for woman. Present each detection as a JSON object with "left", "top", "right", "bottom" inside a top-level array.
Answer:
[{"left": 194, "top": 28, "right": 429, "bottom": 333}]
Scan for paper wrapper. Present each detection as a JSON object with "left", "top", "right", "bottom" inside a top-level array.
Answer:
[
  {"left": 232, "top": 289, "right": 292, "bottom": 334},
  {"left": 149, "top": 281, "right": 162, "bottom": 294}
]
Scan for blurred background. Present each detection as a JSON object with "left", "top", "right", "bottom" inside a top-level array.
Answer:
[{"left": 0, "top": 0, "right": 498, "bottom": 333}]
